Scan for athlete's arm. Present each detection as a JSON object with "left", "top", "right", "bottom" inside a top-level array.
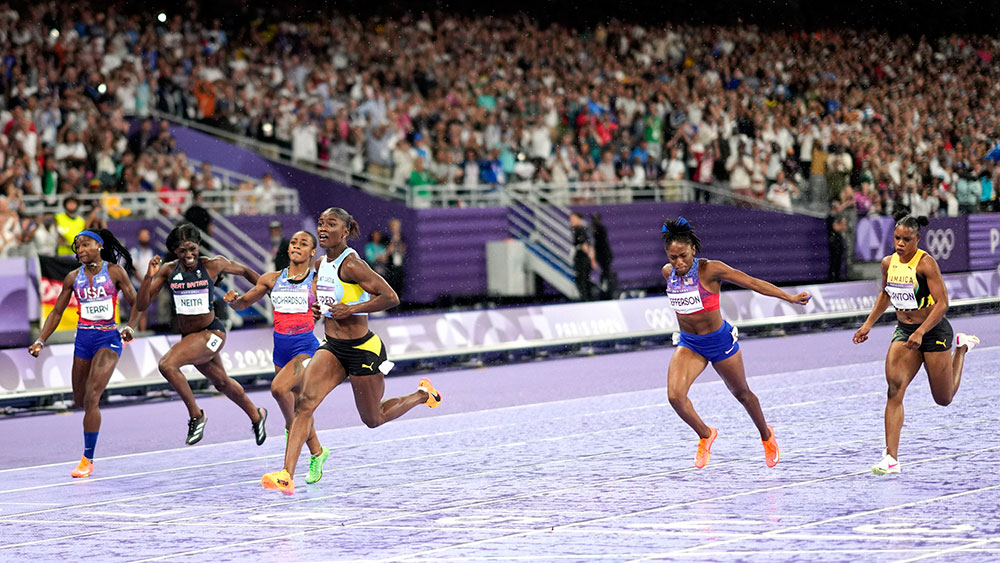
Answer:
[
  {"left": 225, "top": 271, "right": 279, "bottom": 311},
  {"left": 709, "top": 260, "right": 811, "bottom": 304},
  {"left": 29, "top": 271, "right": 76, "bottom": 357},
  {"left": 908, "top": 255, "right": 949, "bottom": 350},
  {"left": 110, "top": 264, "right": 142, "bottom": 341},
  {"left": 660, "top": 263, "right": 673, "bottom": 282},
  {"left": 853, "top": 255, "right": 893, "bottom": 344},
  {"left": 206, "top": 255, "right": 261, "bottom": 286},
  {"left": 328, "top": 256, "right": 400, "bottom": 318},
  {"left": 133, "top": 256, "right": 168, "bottom": 314}
]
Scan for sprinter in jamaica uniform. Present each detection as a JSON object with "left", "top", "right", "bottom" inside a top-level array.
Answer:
[{"left": 854, "top": 213, "right": 979, "bottom": 475}]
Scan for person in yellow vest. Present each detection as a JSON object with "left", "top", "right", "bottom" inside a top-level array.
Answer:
[
  {"left": 853, "top": 212, "right": 980, "bottom": 476},
  {"left": 55, "top": 196, "right": 86, "bottom": 255}
]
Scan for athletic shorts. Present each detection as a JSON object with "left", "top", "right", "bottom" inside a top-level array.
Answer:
[
  {"left": 677, "top": 320, "right": 740, "bottom": 363},
  {"left": 892, "top": 318, "right": 953, "bottom": 353},
  {"left": 74, "top": 327, "right": 122, "bottom": 361},
  {"left": 319, "top": 331, "right": 388, "bottom": 376},
  {"left": 273, "top": 331, "right": 320, "bottom": 368}
]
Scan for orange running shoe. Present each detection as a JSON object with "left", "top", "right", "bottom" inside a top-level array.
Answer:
[
  {"left": 694, "top": 427, "right": 718, "bottom": 468},
  {"left": 418, "top": 378, "right": 442, "bottom": 408},
  {"left": 71, "top": 456, "right": 94, "bottom": 478},
  {"left": 763, "top": 425, "right": 780, "bottom": 467},
  {"left": 261, "top": 469, "right": 295, "bottom": 495}
]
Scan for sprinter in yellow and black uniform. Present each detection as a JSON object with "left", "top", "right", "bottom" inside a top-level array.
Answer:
[
  {"left": 853, "top": 213, "right": 980, "bottom": 476},
  {"left": 260, "top": 207, "right": 443, "bottom": 496}
]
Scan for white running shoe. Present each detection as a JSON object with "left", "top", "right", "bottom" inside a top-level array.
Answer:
[
  {"left": 956, "top": 333, "right": 980, "bottom": 352},
  {"left": 872, "top": 449, "right": 901, "bottom": 475}
]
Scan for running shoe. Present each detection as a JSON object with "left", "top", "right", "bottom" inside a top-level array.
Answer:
[
  {"left": 305, "top": 446, "right": 331, "bottom": 485},
  {"left": 694, "top": 427, "right": 718, "bottom": 468},
  {"left": 71, "top": 456, "right": 94, "bottom": 478},
  {"left": 762, "top": 425, "right": 780, "bottom": 467},
  {"left": 186, "top": 410, "right": 207, "bottom": 446},
  {"left": 261, "top": 469, "right": 295, "bottom": 495},
  {"left": 252, "top": 407, "right": 268, "bottom": 446},
  {"left": 872, "top": 449, "right": 901, "bottom": 475},
  {"left": 956, "top": 333, "right": 980, "bottom": 352},
  {"left": 418, "top": 378, "right": 442, "bottom": 408}
]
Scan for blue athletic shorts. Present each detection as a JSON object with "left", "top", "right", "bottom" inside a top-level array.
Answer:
[
  {"left": 74, "top": 328, "right": 123, "bottom": 361},
  {"left": 677, "top": 321, "right": 740, "bottom": 363},
  {"left": 273, "top": 331, "right": 320, "bottom": 368}
]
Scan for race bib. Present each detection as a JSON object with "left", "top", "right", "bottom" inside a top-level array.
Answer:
[
  {"left": 885, "top": 282, "right": 918, "bottom": 310},
  {"left": 271, "top": 290, "right": 310, "bottom": 314},
  {"left": 667, "top": 289, "right": 704, "bottom": 315},
  {"left": 80, "top": 298, "right": 114, "bottom": 321},
  {"left": 174, "top": 290, "right": 210, "bottom": 315}
]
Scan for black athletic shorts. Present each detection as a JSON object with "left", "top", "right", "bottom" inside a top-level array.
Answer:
[
  {"left": 892, "top": 318, "right": 953, "bottom": 353},
  {"left": 319, "top": 330, "right": 388, "bottom": 376}
]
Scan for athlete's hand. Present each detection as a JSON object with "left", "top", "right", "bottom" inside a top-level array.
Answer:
[
  {"left": 146, "top": 255, "right": 162, "bottom": 279},
  {"left": 328, "top": 303, "right": 352, "bottom": 320},
  {"left": 120, "top": 325, "right": 135, "bottom": 343},
  {"left": 788, "top": 292, "right": 811, "bottom": 306},
  {"left": 905, "top": 330, "right": 924, "bottom": 351},
  {"left": 311, "top": 301, "right": 323, "bottom": 322},
  {"left": 28, "top": 340, "right": 43, "bottom": 357},
  {"left": 223, "top": 290, "right": 239, "bottom": 304},
  {"left": 852, "top": 325, "right": 870, "bottom": 344}
]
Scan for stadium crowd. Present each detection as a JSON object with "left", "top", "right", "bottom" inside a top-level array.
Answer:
[{"left": 1, "top": 2, "right": 999, "bottom": 257}]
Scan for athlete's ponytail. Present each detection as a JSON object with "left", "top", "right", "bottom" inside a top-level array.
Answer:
[
  {"left": 661, "top": 216, "right": 702, "bottom": 252},
  {"left": 96, "top": 229, "right": 135, "bottom": 274},
  {"left": 894, "top": 211, "right": 929, "bottom": 235}
]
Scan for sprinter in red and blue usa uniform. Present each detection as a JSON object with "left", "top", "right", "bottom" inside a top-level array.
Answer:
[
  {"left": 661, "top": 217, "right": 811, "bottom": 469},
  {"left": 225, "top": 230, "right": 332, "bottom": 485},
  {"left": 29, "top": 229, "right": 138, "bottom": 478}
]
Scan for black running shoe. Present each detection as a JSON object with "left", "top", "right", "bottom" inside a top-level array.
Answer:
[
  {"left": 186, "top": 410, "right": 206, "bottom": 445},
  {"left": 252, "top": 407, "right": 267, "bottom": 445}
]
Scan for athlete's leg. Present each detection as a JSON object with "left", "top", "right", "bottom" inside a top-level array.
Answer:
[
  {"left": 271, "top": 355, "right": 321, "bottom": 455},
  {"left": 194, "top": 352, "right": 260, "bottom": 421},
  {"left": 284, "top": 349, "right": 346, "bottom": 476},
  {"left": 924, "top": 341, "right": 972, "bottom": 406},
  {"left": 82, "top": 348, "right": 119, "bottom": 435},
  {"left": 157, "top": 330, "right": 221, "bottom": 418},
  {"left": 666, "top": 346, "right": 711, "bottom": 438},
  {"left": 71, "top": 356, "right": 91, "bottom": 412},
  {"left": 713, "top": 350, "right": 769, "bottom": 440},
  {"left": 883, "top": 342, "right": 924, "bottom": 459},
  {"left": 349, "top": 372, "right": 428, "bottom": 429}
]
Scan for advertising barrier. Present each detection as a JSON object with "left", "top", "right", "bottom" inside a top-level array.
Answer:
[{"left": 3, "top": 270, "right": 998, "bottom": 402}]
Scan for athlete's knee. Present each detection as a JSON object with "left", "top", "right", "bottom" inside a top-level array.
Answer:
[
  {"left": 294, "top": 396, "right": 320, "bottom": 417},
  {"left": 271, "top": 379, "right": 293, "bottom": 399},
  {"left": 667, "top": 389, "right": 687, "bottom": 409},
  {"left": 886, "top": 380, "right": 904, "bottom": 401},
  {"left": 731, "top": 388, "right": 755, "bottom": 405},
  {"left": 83, "top": 390, "right": 102, "bottom": 412},
  {"left": 157, "top": 357, "right": 177, "bottom": 377},
  {"left": 359, "top": 412, "right": 384, "bottom": 429},
  {"left": 932, "top": 389, "right": 954, "bottom": 407}
]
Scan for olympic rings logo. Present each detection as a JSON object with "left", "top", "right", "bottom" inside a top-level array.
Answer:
[
  {"left": 644, "top": 307, "right": 676, "bottom": 330},
  {"left": 924, "top": 228, "right": 955, "bottom": 260}
]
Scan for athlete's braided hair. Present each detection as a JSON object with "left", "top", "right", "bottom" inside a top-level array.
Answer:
[
  {"left": 72, "top": 229, "right": 135, "bottom": 274},
  {"left": 893, "top": 210, "right": 930, "bottom": 235},
  {"left": 165, "top": 223, "right": 202, "bottom": 252},
  {"left": 661, "top": 217, "right": 702, "bottom": 252},
  {"left": 321, "top": 207, "right": 361, "bottom": 241}
]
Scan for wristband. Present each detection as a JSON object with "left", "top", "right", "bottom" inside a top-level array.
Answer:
[
  {"left": 122, "top": 326, "right": 134, "bottom": 334},
  {"left": 33, "top": 339, "right": 44, "bottom": 348}
]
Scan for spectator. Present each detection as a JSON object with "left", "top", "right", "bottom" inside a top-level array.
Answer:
[
  {"left": 766, "top": 170, "right": 798, "bottom": 212},
  {"left": 0, "top": 196, "right": 21, "bottom": 257},
  {"left": 385, "top": 218, "right": 407, "bottom": 297},
  {"left": 130, "top": 228, "right": 156, "bottom": 331},
  {"left": 54, "top": 196, "right": 86, "bottom": 256},
  {"left": 269, "top": 220, "right": 291, "bottom": 271},
  {"left": 570, "top": 212, "right": 594, "bottom": 301},
  {"left": 590, "top": 213, "right": 617, "bottom": 299},
  {"left": 364, "top": 230, "right": 389, "bottom": 277}
]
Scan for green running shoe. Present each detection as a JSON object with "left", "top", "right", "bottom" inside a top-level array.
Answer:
[{"left": 305, "top": 446, "right": 331, "bottom": 484}]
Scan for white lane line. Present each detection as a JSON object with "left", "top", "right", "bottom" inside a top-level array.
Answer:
[
  {"left": 1, "top": 346, "right": 947, "bottom": 474},
  {"left": 117, "top": 427, "right": 1000, "bottom": 562},
  {"left": 893, "top": 537, "right": 1000, "bottom": 563}
]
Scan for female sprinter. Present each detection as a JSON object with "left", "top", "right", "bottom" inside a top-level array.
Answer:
[
  {"left": 661, "top": 217, "right": 811, "bottom": 468},
  {"left": 853, "top": 213, "right": 979, "bottom": 475},
  {"left": 224, "top": 230, "right": 331, "bottom": 484},
  {"left": 126, "top": 223, "right": 267, "bottom": 446},
  {"left": 28, "top": 229, "right": 137, "bottom": 477},
  {"left": 261, "top": 208, "right": 441, "bottom": 495}
]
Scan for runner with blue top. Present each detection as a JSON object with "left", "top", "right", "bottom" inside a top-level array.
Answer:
[
  {"left": 225, "top": 230, "right": 331, "bottom": 484},
  {"left": 29, "top": 229, "right": 138, "bottom": 478},
  {"left": 661, "top": 217, "right": 811, "bottom": 469}
]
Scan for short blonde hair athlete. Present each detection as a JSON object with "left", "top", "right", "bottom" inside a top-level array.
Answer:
[
  {"left": 853, "top": 213, "right": 979, "bottom": 475},
  {"left": 261, "top": 208, "right": 441, "bottom": 495}
]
